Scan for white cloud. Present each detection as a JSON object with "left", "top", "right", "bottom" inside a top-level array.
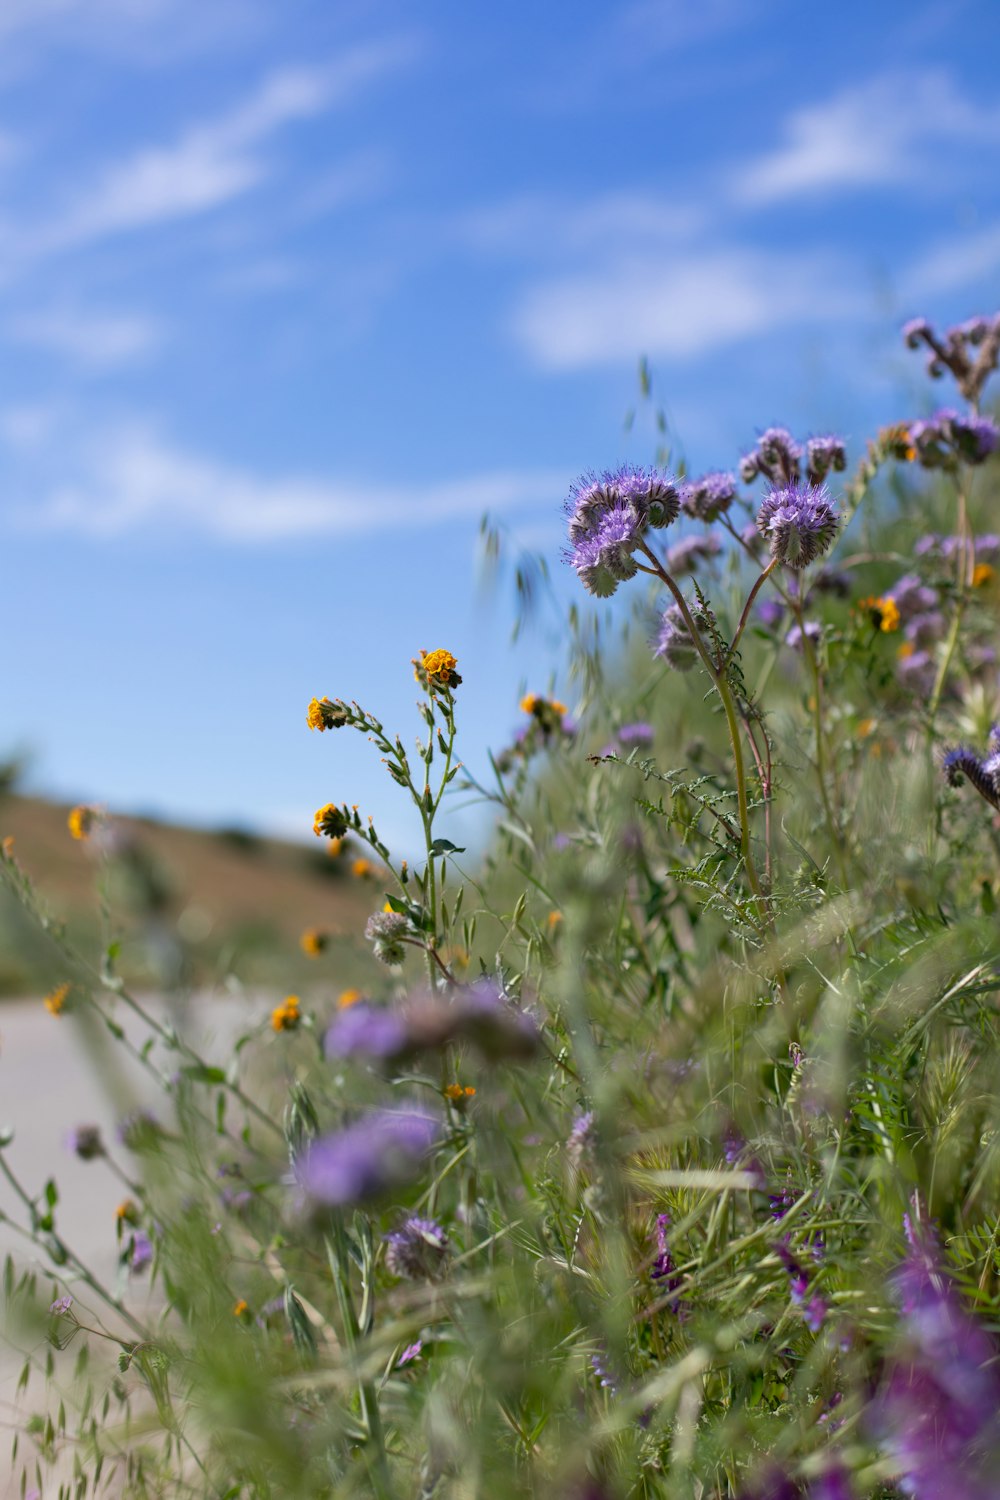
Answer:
[
  {"left": 26, "top": 43, "right": 413, "bottom": 255},
  {"left": 10, "top": 422, "right": 565, "bottom": 542},
  {"left": 460, "top": 190, "right": 705, "bottom": 260},
  {"left": 9, "top": 307, "right": 161, "bottom": 368},
  {"left": 901, "top": 221, "right": 1000, "bottom": 298},
  {"left": 511, "top": 249, "right": 861, "bottom": 369},
  {"left": 733, "top": 71, "right": 1000, "bottom": 207}
]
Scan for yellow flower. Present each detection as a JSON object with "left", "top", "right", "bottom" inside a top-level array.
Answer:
[
  {"left": 306, "top": 696, "right": 348, "bottom": 731},
  {"left": 879, "top": 422, "right": 916, "bottom": 462},
  {"left": 338, "top": 988, "right": 363, "bottom": 1009},
  {"left": 44, "top": 982, "right": 70, "bottom": 1016},
  {"left": 443, "top": 1083, "right": 476, "bottom": 1103},
  {"left": 272, "top": 995, "right": 301, "bottom": 1032},
  {"left": 974, "top": 562, "right": 995, "bottom": 588},
  {"left": 414, "top": 648, "right": 461, "bottom": 691},
  {"left": 233, "top": 1299, "right": 249, "bottom": 1318},
  {"left": 547, "top": 910, "right": 563, "bottom": 930},
  {"left": 116, "top": 1199, "right": 139, "bottom": 1224},
  {"left": 313, "top": 803, "right": 348, "bottom": 839},
  {"left": 300, "top": 928, "right": 328, "bottom": 957},
  {"left": 858, "top": 595, "right": 900, "bottom": 632},
  {"left": 306, "top": 697, "right": 327, "bottom": 730},
  {"left": 352, "top": 857, "right": 373, "bottom": 879},
  {"left": 520, "top": 693, "right": 538, "bottom": 714},
  {"left": 1, "top": 836, "right": 13, "bottom": 859},
  {"left": 328, "top": 837, "right": 344, "bottom": 858},
  {"left": 67, "top": 805, "right": 96, "bottom": 841}
]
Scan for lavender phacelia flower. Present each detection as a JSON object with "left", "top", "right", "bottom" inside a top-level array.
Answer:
[
  {"left": 564, "top": 465, "right": 678, "bottom": 598},
  {"left": 805, "top": 435, "right": 847, "bottom": 484},
  {"left": 566, "top": 1110, "right": 595, "bottom": 1172},
  {"left": 890, "top": 574, "right": 938, "bottom": 620},
  {"left": 129, "top": 1230, "right": 154, "bottom": 1275},
  {"left": 784, "top": 621, "right": 822, "bottom": 650},
  {"left": 905, "top": 611, "right": 946, "bottom": 647},
  {"left": 665, "top": 531, "right": 722, "bottom": 576},
  {"left": 901, "top": 312, "right": 1000, "bottom": 403},
  {"left": 364, "top": 910, "right": 409, "bottom": 965},
  {"left": 942, "top": 739, "right": 1000, "bottom": 812},
  {"left": 896, "top": 648, "right": 936, "bottom": 695},
  {"left": 297, "top": 1109, "right": 441, "bottom": 1207},
  {"left": 67, "top": 1124, "right": 104, "bottom": 1161},
  {"left": 397, "top": 1339, "right": 422, "bottom": 1366},
  {"left": 908, "top": 408, "right": 999, "bottom": 468},
  {"left": 757, "top": 598, "right": 785, "bottom": 629},
  {"left": 616, "top": 721, "right": 654, "bottom": 747},
  {"left": 589, "top": 1347, "right": 618, "bottom": 1395},
  {"left": 679, "top": 470, "right": 736, "bottom": 521},
  {"left": 324, "top": 1003, "right": 409, "bottom": 1062},
  {"left": 756, "top": 483, "right": 839, "bottom": 568},
  {"left": 654, "top": 602, "right": 699, "bottom": 670},
  {"left": 741, "top": 426, "right": 803, "bottom": 486},
  {"left": 384, "top": 1215, "right": 451, "bottom": 1280}
]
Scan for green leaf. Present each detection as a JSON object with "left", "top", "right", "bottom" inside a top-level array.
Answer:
[{"left": 429, "top": 838, "right": 465, "bottom": 855}]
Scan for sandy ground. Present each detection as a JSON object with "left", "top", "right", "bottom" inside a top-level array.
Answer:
[{"left": 0, "top": 990, "right": 275, "bottom": 1496}]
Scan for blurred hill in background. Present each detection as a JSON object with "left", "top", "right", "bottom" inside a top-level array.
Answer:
[{"left": 0, "top": 790, "right": 375, "bottom": 997}]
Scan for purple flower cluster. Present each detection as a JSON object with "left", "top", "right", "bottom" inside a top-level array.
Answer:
[
  {"left": 564, "top": 465, "right": 678, "bottom": 598},
  {"left": 615, "top": 721, "right": 654, "bottom": 748},
  {"left": 297, "top": 1109, "right": 441, "bottom": 1207},
  {"left": 384, "top": 1215, "right": 451, "bottom": 1280},
  {"left": 755, "top": 484, "right": 840, "bottom": 569},
  {"left": 874, "top": 1220, "right": 1000, "bottom": 1497},
  {"left": 902, "top": 311, "right": 1000, "bottom": 403},
  {"left": 740, "top": 428, "right": 845, "bottom": 489},
  {"left": 908, "top": 407, "right": 999, "bottom": 468},
  {"left": 666, "top": 531, "right": 722, "bottom": 576},
  {"left": 942, "top": 727, "right": 1000, "bottom": 813},
  {"left": 650, "top": 1213, "right": 683, "bottom": 1312},
  {"left": 326, "top": 983, "right": 540, "bottom": 1067},
  {"left": 679, "top": 470, "right": 737, "bottom": 521},
  {"left": 566, "top": 1110, "right": 595, "bottom": 1172},
  {"left": 773, "top": 1237, "right": 826, "bottom": 1331}
]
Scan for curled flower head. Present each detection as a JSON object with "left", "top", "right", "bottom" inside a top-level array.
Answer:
[
  {"left": 306, "top": 696, "right": 349, "bottom": 731},
  {"left": 901, "top": 312, "right": 1000, "bottom": 403},
  {"left": 44, "top": 982, "right": 70, "bottom": 1016},
  {"left": 384, "top": 1215, "right": 451, "bottom": 1280},
  {"left": 679, "top": 470, "right": 736, "bottom": 521},
  {"left": 908, "top": 408, "right": 1000, "bottom": 468},
  {"left": 756, "top": 483, "right": 839, "bottom": 568},
  {"left": 414, "top": 649, "right": 461, "bottom": 691},
  {"left": 806, "top": 434, "right": 847, "bottom": 483},
  {"left": 67, "top": 805, "right": 97, "bottom": 841},
  {"left": 654, "top": 603, "right": 699, "bottom": 671},
  {"left": 272, "top": 994, "right": 301, "bottom": 1032},
  {"left": 365, "top": 909, "right": 409, "bottom": 965},
  {"left": 313, "top": 803, "right": 349, "bottom": 840},
  {"left": 741, "top": 426, "right": 802, "bottom": 486},
  {"left": 68, "top": 1124, "right": 104, "bottom": 1161},
  {"left": 297, "top": 1108, "right": 441, "bottom": 1207},
  {"left": 942, "top": 746, "right": 1000, "bottom": 812},
  {"left": 665, "top": 532, "right": 722, "bottom": 576},
  {"left": 564, "top": 464, "right": 678, "bottom": 598}
]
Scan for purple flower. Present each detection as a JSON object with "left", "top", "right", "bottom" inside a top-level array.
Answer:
[
  {"left": 564, "top": 465, "right": 678, "bottom": 598},
  {"left": 903, "top": 317, "right": 932, "bottom": 348},
  {"left": 616, "top": 721, "right": 654, "bottom": 747},
  {"left": 810, "top": 1460, "right": 852, "bottom": 1499},
  {"left": 297, "top": 1109, "right": 441, "bottom": 1207},
  {"left": 741, "top": 426, "right": 803, "bottom": 486},
  {"left": 756, "top": 597, "right": 785, "bottom": 629},
  {"left": 756, "top": 484, "right": 839, "bottom": 568},
  {"left": 566, "top": 1110, "right": 595, "bottom": 1171},
  {"left": 651, "top": 1213, "right": 682, "bottom": 1311},
  {"left": 397, "top": 1339, "right": 422, "bottom": 1366},
  {"left": 906, "top": 611, "right": 946, "bottom": 647},
  {"left": 679, "top": 470, "right": 736, "bottom": 521},
  {"left": 67, "top": 1124, "right": 104, "bottom": 1161},
  {"left": 129, "top": 1230, "right": 154, "bottom": 1275},
  {"left": 589, "top": 1347, "right": 618, "bottom": 1395},
  {"left": 943, "top": 744, "right": 1000, "bottom": 812},
  {"left": 806, "top": 434, "right": 847, "bottom": 484},
  {"left": 897, "top": 648, "right": 936, "bottom": 695},
  {"left": 909, "top": 408, "right": 1000, "bottom": 468},
  {"left": 384, "top": 1216, "right": 451, "bottom": 1280},
  {"left": 49, "top": 1295, "right": 73, "bottom": 1316},
  {"left": 784, "top": 621, "right": 822, "bottom": 650},
  {"left": 654, "top": 602, "right": 699, "bottom": 670},
  {"left": 890, "top": 574, "right": 938, "bottom": 620},
  {"left": 875, "top": 1224, "right": 1000, "bottom": 1497},
  {"left": 665, "top": 531, "right": 722, "bottom": 575},
  {"left": 324, "top": 1003, "right": 409, "bottom": 1062}
]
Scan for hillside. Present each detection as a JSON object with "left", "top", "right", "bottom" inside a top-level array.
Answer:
[{"left": 0, "top": 795, "right": 380, "bottom": 996}]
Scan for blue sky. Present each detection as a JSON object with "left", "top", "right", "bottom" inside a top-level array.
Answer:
[{"left": 2, "top": 0, "right": 1000, "bottom": 855}]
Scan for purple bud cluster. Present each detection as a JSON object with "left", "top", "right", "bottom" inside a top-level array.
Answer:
[
  {"left": 942, "top": 727, "right": 1000, "bottom": 813},
  {"left": 654, "top": 602, "right": 700, "bottom": 670},
  {"left": 902, "top": 311, "right": 1000, "bottom": 404},
  {"left": 755, "top": 483, "right": 839, "bottom": 569},
  {"left": 908, "top": 408, "right": 999, "bottom": 468},
  {"left": 297, "top": 1109, "right": 441, "bottom": 1207},
  {"left": 679, "top": 470, "right": 737, "bottom": 521},
  {"left": 564, "top": 465, "right": 679, "bottom": 598},
  {"left": 740, "top": 428, "right": 845, "bottom": 489},
  {"left": 383, "top": 1215, "right": 451, "bottom": 1280}
]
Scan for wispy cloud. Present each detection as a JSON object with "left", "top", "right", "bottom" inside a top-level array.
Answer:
[
  {"left": 901, "top": 220, "right": 1000, "bottom": 299},
  {"left": 732, "top": 70, "right": 1000, "bottom": 206},
  {"left": 511, "top": 248, "right": 861, "bottom": 369},
  {"left": 460, "top": 190, "right": 705, "bottom": 261},
  {"left": 8, "top": 421, "right": 565, "bottom": 542},
  {"left": 17, "top": 43, "right": 413, "bottom": 258},
  {"left": 9, "top": 307, "right": 162, "bottom": 368}
]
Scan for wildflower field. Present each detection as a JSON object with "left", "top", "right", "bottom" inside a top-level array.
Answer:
[{"left": 5, "top": 312, "right": 1000, "bottom": 1499}]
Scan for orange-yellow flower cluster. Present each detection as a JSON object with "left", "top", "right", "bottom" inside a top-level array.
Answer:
[
  {"left": 859, "top": 595, "right": 900, "bottom": 633},
  {"left": 67, "top": 805, "right": 96, "bottom": 841},
  {"left": 973, "top": 562, "right": 995, "bottom": 588},
  {"left": 272, "top": 995, "right": 301, "bottom": 1032},
  {"left": 413, "top": 648, "right": 461, "bottom": 691},
  {"left": 521, "top": 693, "right": 568, "bottom": 717},
  {"left": 300, "top": 928, "right": 329, "bottom": 957},
  {"left": 338, "top": 988, "right": 363, "bottom": 1009},
  {"left": 313, "top": 803, "right": 348, "bottom": 839},
  {"left": 443, "top": 1083, "right": 476, "bottom": 1103},
  {"left": 45, "top": 982, "right": 70, "bottom": 1016}
]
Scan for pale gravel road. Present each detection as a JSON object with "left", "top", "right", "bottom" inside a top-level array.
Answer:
[{"left": 0, "top": 991, "right": 276, "bottom": 1496}]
